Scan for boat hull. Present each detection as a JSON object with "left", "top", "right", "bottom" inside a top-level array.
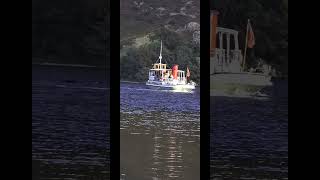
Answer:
[
  {"left": 210, "top": 73, "right": 272, "bottom": 96},
  {"left": 146, "top": 82, "right": 196, "bottom": 90}
]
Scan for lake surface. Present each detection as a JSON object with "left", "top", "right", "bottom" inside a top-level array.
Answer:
[
  {"left": 120, "top": 82, "right": 200, "bottom": 180},
  {"left": 32, "top": 65, "right": 110, "bottom": 180},
  {"left": 32, "top": 65, "right": 287, "bottom": 180},
  {"left": 210, "top": 80, "right": 288, "bottom": 179}
]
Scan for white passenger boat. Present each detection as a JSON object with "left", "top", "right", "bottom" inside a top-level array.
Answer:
[{"left": 146, "top": 41, "right": 196, "bottom": 90}]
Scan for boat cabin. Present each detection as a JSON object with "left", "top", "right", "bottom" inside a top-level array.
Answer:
[
  {"left": 148, "top": 63, "right": 186, "bottom": 82},
  {"left": 153, "top": 63, "right": 167, "bottom": 69}
]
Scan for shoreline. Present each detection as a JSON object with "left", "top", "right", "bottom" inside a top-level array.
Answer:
[
  {"left": 32, "top": 57, "right": 108, "bottom": 69},
  {"left": 32, "top": 62, "right": 109, "bottom": 69},
  {"left": 120, "top": 80, "right": 145, "bottom": 84},
  {"left": 32, "top": 62, "right": 96, "bottom": 68}
]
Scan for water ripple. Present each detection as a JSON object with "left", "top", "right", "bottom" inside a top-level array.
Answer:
[{"left": 120, "top": 82, "right": 200, "bottom": 180}]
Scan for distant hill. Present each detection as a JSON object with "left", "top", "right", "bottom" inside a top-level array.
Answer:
[{"left": 120, "top": 0, "right": 199, "bottom": 42}]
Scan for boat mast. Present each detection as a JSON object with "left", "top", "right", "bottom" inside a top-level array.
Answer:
[{"left": 159, "top": 40, "right": 162, "bottom": 67}]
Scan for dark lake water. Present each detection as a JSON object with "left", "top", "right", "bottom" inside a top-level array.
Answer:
[
  {"left": 120, "top": 82, "right": 200, "bottom": 180},
  {"left": 32, "top": 65, "right": 110, "bottom": 180},
  {"left": 210, "top": 80, "right": 288, "bottom": 179},
  {"left": 32, "top": 65, "right": 287, "bottom": 180}
]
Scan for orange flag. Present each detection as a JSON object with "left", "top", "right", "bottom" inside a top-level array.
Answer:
[{"left": 247, "top": 21, "right": 255, "bottom": 48}]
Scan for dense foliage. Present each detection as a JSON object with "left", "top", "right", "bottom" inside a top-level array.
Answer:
[
  {"left": 120, "top": 28, "right": 200, "bottom": 83},
  {"left": 212, "top": 0, "right": 288, "bottom": 75}
]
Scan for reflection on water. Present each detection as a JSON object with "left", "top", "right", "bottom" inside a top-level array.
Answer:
[
  {"left": 120, "top": 82, "right": 200, "bottom": 180},
  {"left": 210, "top": 80, "right": 288, "bottom": 179}
]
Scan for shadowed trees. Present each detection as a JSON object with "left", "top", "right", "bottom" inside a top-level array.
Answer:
[{"left": 32, "top": 0, "right": 109, "bottom": 66}]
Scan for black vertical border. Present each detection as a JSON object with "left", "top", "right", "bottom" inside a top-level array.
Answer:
[
  {"left": 109, "top": 0, "right": 120, "bottom": 179},
  {"left": 200, "top": 0, "right": 211, "bottom": 179}
]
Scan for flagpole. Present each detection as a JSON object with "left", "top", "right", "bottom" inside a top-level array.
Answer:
[{"left": 242, "top": 19, "right": 250, "bottom": 72}]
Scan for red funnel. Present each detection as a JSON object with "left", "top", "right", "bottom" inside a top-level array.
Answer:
[{"left": 172, "top": 65, "right": 178, "bottom": 79}]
